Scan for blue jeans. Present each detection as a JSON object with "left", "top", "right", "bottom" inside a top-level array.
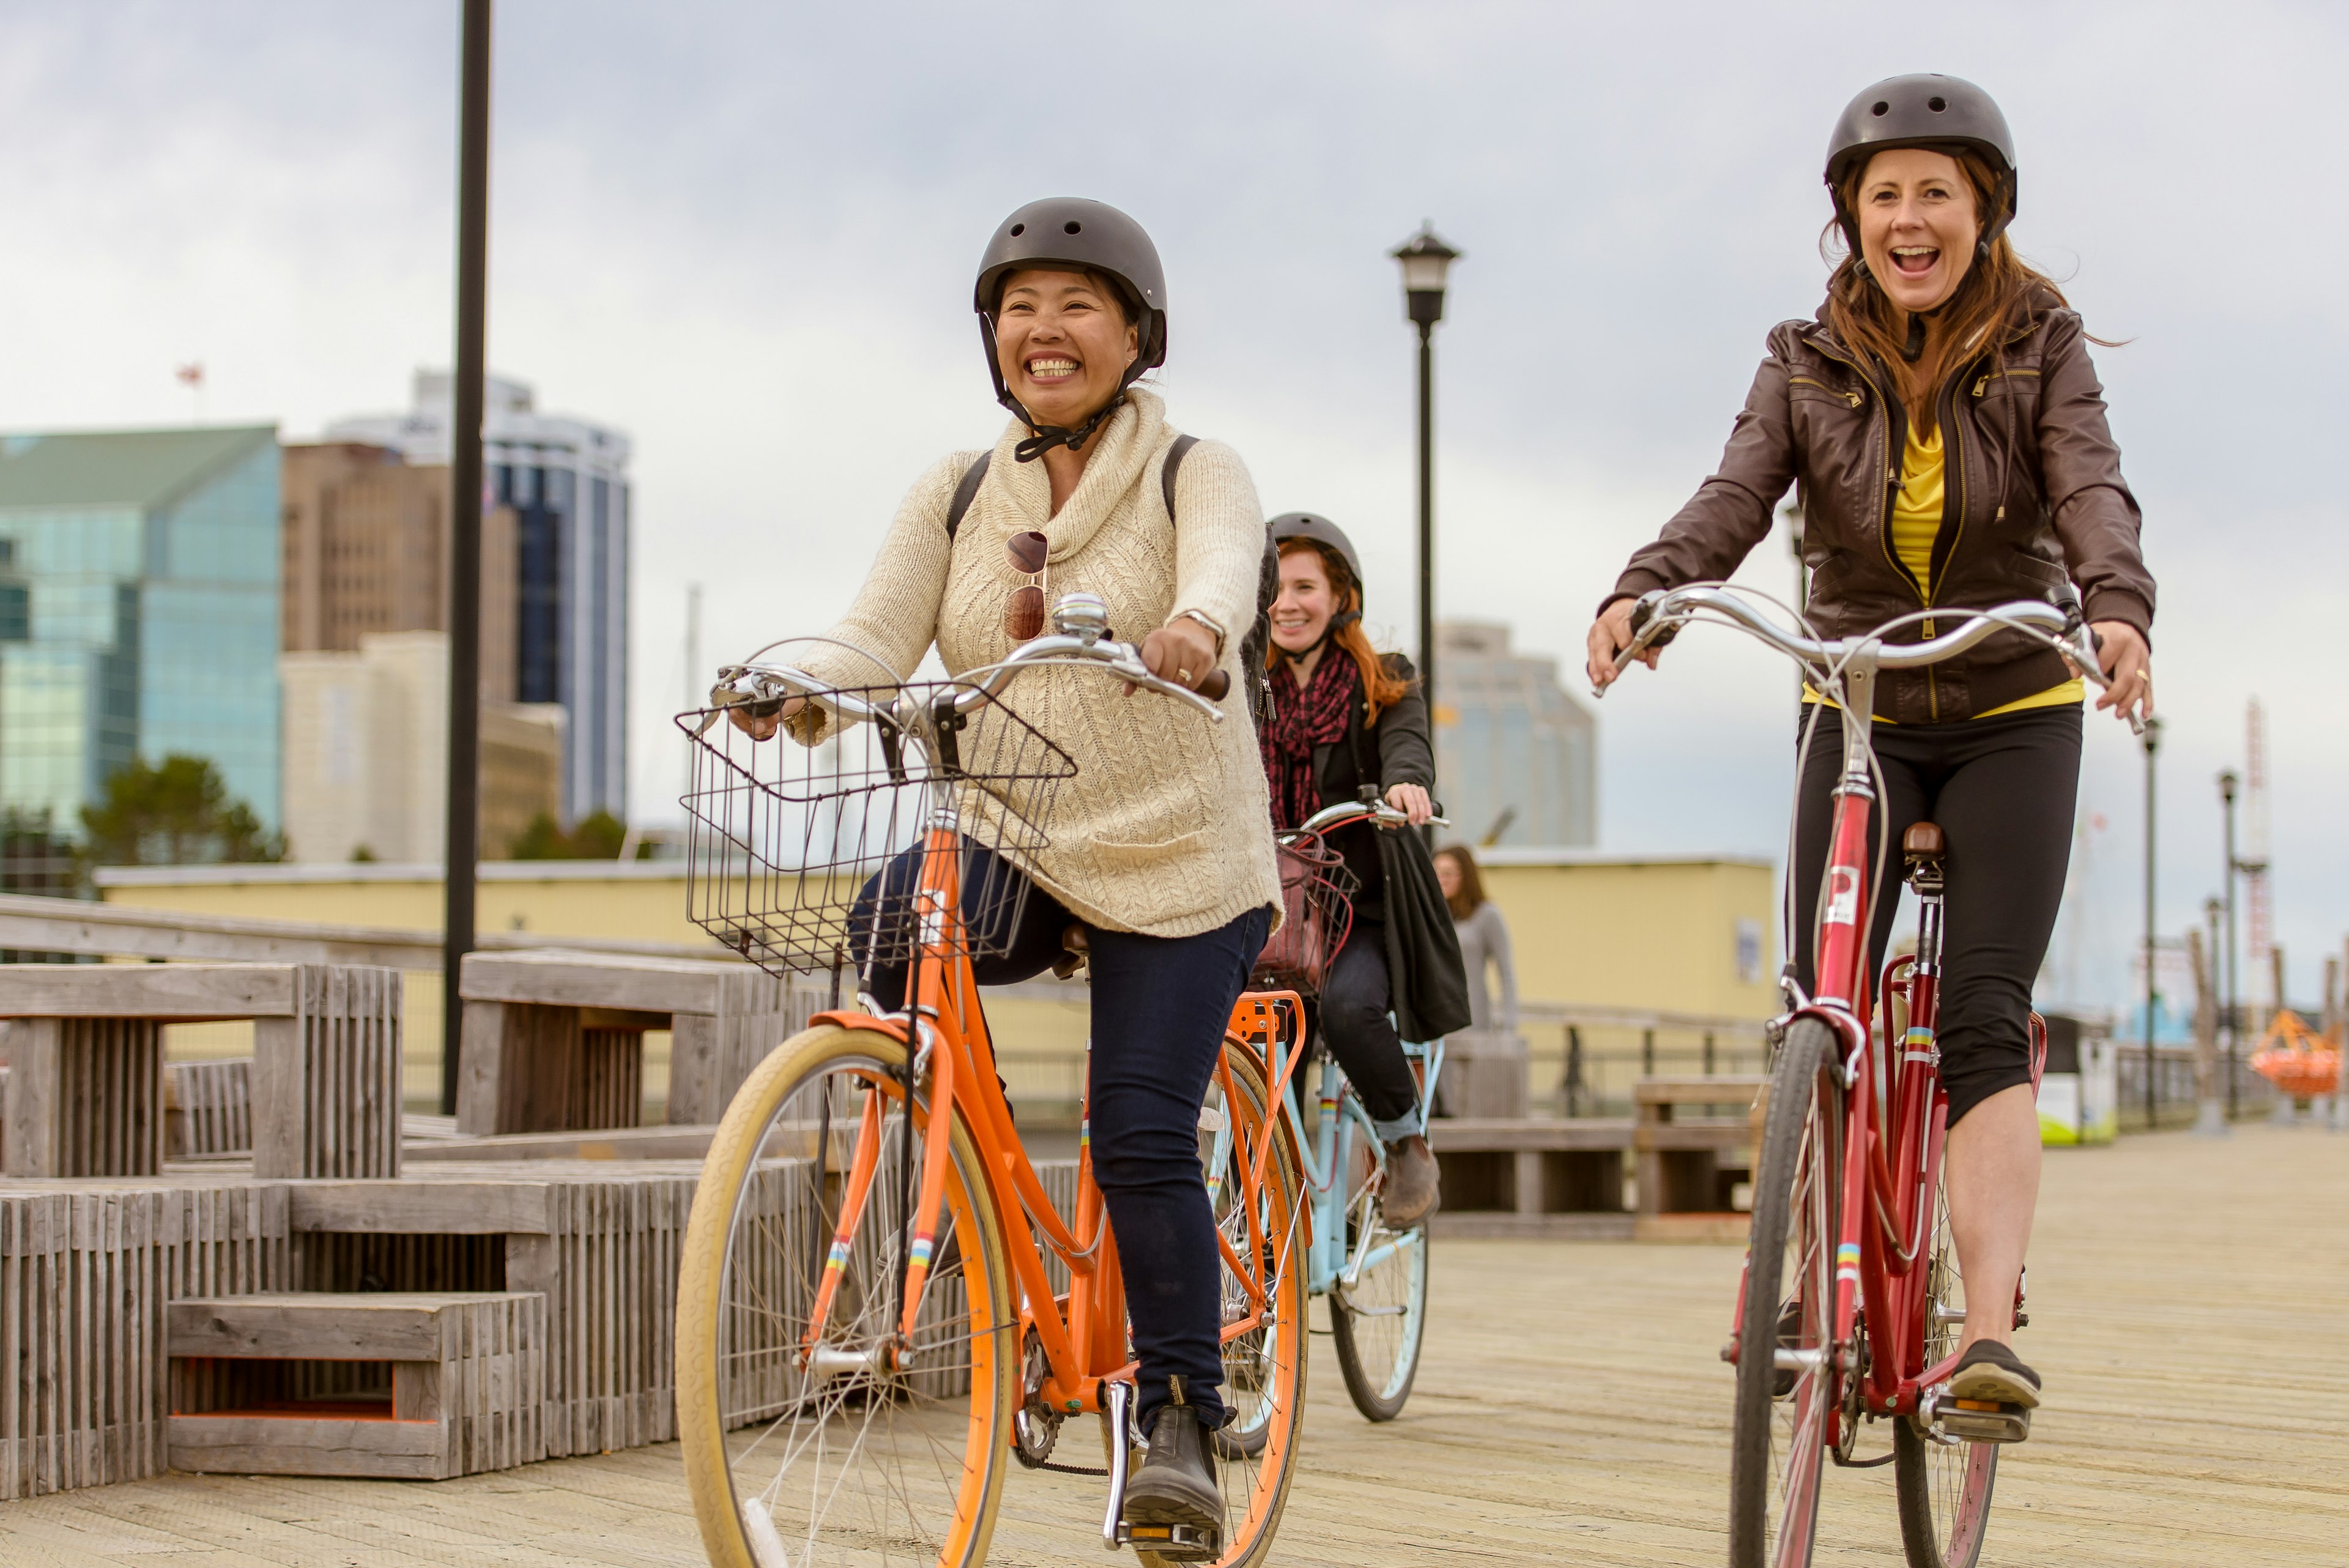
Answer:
[{"left": 861, "top": 842, "right": 1270, "bottom": 1429}]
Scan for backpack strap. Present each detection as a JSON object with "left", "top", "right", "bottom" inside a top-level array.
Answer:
[
  {"left": 1160, "top": 433, "right": 1198, "bottom": 518},
  {"left": 943, "top": 453, "right": 992, "bottom": 541}
]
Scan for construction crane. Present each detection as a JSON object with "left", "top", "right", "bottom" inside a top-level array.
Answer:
[{"left": 2242, "top": 697, "right": 2275, "bottom": 1027}]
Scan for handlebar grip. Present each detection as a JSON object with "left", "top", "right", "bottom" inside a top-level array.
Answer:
[{"left": 1195, "top": 668, "right": 1231, "bottom": 701}]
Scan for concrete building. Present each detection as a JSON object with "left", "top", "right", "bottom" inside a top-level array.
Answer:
[
  {"left": 327, "top": 374, "right": 628, "bottom": 823},
  {"left": 280, "top": 630, "right": 563, "bottom": 864},
  {"left": 0, "top": 425, "right": 281, "bottom": 835},
  {"left": 280, "top": 441, "right": 518, "bottom": 702},
  {"left": 1431, "top": 620, "right": 1597, "bottom": 848}
]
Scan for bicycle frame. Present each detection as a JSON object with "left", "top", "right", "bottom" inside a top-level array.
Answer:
[
  {"left": 1736, "top": 642, "right": 2046, "bottom": 1431},
  {"left": 796, "top": 802, "right": 1309, "bottom": 1431}
]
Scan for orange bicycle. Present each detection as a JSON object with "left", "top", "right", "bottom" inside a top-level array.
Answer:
[{"left": 672, "top": 593, "right": 1309, "bottom": 1568}]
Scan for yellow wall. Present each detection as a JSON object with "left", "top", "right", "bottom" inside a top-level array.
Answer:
[
  {"left": 1474, "top": 854, "right": 1780, "bottom": 1020},
  {"left": 100, "top": 853, "right": 1776, "bottom": 1110}
]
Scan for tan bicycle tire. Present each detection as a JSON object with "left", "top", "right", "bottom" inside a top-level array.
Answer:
[{"left": 675, "top": 1023, "right": 1018, "bottom": 1568}]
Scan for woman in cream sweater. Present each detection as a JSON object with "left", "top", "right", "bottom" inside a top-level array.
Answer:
[{"left": 779, "top": 198, "right": 1279, "bottom": 1536}]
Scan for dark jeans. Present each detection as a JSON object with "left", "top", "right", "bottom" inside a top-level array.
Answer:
[
  {"left": 861, "top": 841, "right": 1269, "bottom": 1429},
  {"left": 1317, "top": 921, "right": 1424, "bottom": 1138},
  {"left": 1791, "top": 704, "right": 2080, "bottom": 1126}
]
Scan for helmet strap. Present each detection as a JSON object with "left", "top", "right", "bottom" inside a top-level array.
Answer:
[{"left": 1009, "top": 393, "right": 1125, "bottom": 464}]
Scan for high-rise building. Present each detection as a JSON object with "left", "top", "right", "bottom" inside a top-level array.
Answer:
[
  {"left": 327, "top": 373, "right": 629, "bottom": 822},
  {"left": 0, "top": 425, "right": 281, "bottom": 836},
  {"left": 280, "top": 441, "right": 517, "bottom": 702},
  {"left": 1431, "top": 620, "right": 1597, "bottom": 849},
  {"left": 280, "top": 631, "right": 563, "bottom": 864}
]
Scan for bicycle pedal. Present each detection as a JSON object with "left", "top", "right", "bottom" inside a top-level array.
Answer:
[
  {"left": 1117, "top": 1521, "right": 1219, "bottom": 1560},
  {"left": 1928, "top": 1394, "right": 2032, "bottom": 1445}
]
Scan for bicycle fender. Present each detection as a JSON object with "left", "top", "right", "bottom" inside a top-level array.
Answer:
[{"left": 811, "top": 1009, "right": 913, "bottom": 1044}]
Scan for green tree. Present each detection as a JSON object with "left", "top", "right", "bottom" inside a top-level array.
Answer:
[
  {"left": 79, "top": 755, "right": 284, "bottom": 867},
  {"left": 506, "top": 808, "right": 636, "bottom": 861}
]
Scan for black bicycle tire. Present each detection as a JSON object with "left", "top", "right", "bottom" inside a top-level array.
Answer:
[
  {"left": 1892, "top": 1173, "right": 2000, "bottom": 1568},
  {"left": 1729, "top": 1017, "right": 1841, "bottom": 1568},
  {"left": 1329, "top": 1101, "right": 1431, "bottom": 1421}
]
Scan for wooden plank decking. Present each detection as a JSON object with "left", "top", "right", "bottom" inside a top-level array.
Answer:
[{"left": 2, "top": 1123, "right": 2342, "bottom": 1566}]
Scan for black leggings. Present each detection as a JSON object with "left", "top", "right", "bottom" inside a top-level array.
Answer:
[
  {"left": 859, "top": 842, "right": 1268, "bottom": 1430},
  {"left": 1316, "top": 922, "right": 1425, "bottom": 1139},
  {"left": 1791, "top": 704, "right": 2080, "bottom": 1127}
]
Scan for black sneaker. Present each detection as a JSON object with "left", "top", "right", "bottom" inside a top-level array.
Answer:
[
  {"left": 1948, "top": 1340, "right": 2041, "bottom": 1410},
  {"left": 1122, "top": 1380, "right": 1222, "bottom": 1551}
]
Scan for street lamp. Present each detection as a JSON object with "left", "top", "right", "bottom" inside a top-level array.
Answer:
[
  {"left": 1391, "top": 223, "right": 1459, "bottom": 718},
  {"left": 2195, "top": 896, "right": 2228, "bottom": 1137},
  {"left": 2219, "top": 768, "right": 2241, "bottom": 1120},
  {"left": 2140, "top": 715, "right": 2161, "bottom": 1129}
]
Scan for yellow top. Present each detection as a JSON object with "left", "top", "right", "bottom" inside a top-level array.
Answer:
[{"left": 1805, "top": 417, "right": 2082, "bottom": 721}]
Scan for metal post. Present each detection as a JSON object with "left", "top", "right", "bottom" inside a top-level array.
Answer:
[
  {"left": 440, "top": 0, "right": 492, "bottom": 1117},
  {"left": 1415, "top": 321, "right": 1435, "bottom": 721},
  {"left": 1565, "top": 1025, "right": 1584, "bottom": 1118},
  {"left": 2142, "top": 716, "right": 2161, "bottom": 1129},
  {"left": 2219, "top": 770, "right": 2240, "bottom": 1121}
]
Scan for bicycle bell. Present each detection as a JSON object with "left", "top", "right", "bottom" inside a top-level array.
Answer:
[{"left": 1048, "top": 592, "right": 1111, "bottom": 645}]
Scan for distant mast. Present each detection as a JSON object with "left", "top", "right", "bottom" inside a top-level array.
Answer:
[{"left": 2243, "top": 697, "right": 2274, "bottom": 1025}]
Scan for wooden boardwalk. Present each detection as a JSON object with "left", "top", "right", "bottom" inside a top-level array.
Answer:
[{"left": 2, "top": 1123, "right": 2342, "bottom": 1566}]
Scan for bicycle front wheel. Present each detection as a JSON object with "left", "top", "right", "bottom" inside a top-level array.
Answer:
[
  {"left": 1729, "top": 1017, "right": 1844, "bottom": 1568},
  {"left": 676, "top": 1024, "right": 1017, "bottom": 1568},
  {"left": 1893, "top": 1170, "right": 1999, "bottom": 1568},
  {"left": 1329, "top": 1104, "right": 1430, "bottom": 1421}
]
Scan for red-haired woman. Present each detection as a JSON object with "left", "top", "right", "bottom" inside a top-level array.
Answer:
[
  {"left": 1260, "top": 513, "right": 1469, "bottom": 1225},
  {"left": 1585, "top": 75, "right": 2155, "bottom": 1414}
]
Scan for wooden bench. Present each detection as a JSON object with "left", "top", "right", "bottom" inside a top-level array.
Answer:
[
  {"left": 1633, "top": 1076, "right": 1764, "bottom": 1243},
  {"left": 456, "top": 949, "right": 828, "bottom": 1137},
  {"left": 1428, "top": 1118, "right": 1637, "bottom": 1240},
  {"left": 0, "top": 964, "right": 401, "bottom": 1181},
  {"left": 168, "top": 1291, "right": 544, "bottom": 1480},
  {"left": 0, "top": 1181, "right": 291, "bottom": 1499},
  {"left": 165, "top": 1058, "right": 253, "bottom": 1160}
]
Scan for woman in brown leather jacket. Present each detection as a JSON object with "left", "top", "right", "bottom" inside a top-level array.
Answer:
[{"left": 1584, "top": 75, "right": 2155, "bottom": 1416}]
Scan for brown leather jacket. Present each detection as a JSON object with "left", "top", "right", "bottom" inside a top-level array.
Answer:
[{"left": 1607, "top": 298, "right": 2155, "bottom": 723}]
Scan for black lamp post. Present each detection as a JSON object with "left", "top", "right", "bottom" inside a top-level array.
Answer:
[
  {"left": 440, "top": 0, "right": 492, "bottom": 1115},
  {"left": 2141, "top": 715, "right": 2161, "bottom": 1128},
  {"left": 2219, "top": 768, "right": 2241, "bottom": 1120},
  {"left": 1391, "top": 223, "right": 1459, "bottom": 713}
]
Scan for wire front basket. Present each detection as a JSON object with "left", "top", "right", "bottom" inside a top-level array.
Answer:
[
  {"left": 678, "top": 681, "right": 1077, "bottom": 979},
  {"left": 1253, "top": 829, "right": 1359, "bottom": 997}
]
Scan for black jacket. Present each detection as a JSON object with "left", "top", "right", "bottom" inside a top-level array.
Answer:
[{"left": 1305, "top": 653, "right": 1471, "bottom": 1042}]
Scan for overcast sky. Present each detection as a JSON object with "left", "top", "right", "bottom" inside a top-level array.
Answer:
[{"left": 2, "top": 1, "right": 2341, "bottom": 1009}]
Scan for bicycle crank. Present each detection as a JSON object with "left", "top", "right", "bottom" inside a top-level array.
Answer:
[{"left": 1918, "top": 1384, "right": 2033, "bottom": 1444}]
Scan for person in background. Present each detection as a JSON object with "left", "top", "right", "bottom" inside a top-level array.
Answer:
[{"left": 1434, "top": 845, "right": 1517, "bottom": 1038}]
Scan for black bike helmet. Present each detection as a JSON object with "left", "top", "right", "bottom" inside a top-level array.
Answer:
[
  {"left": 974, "top": 198, "right": 1168, "bottom": 462},
  {"left": 1824, "top": 74, "right": 2017, "bottom": 260},
  {"left": 1269, "top": 512, "right": 1362, "bottom": 587}
]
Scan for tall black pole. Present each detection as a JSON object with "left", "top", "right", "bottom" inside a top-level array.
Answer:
[
  {"left": 2141, "top": 716, "right": 2161, "bottom": 1128},
  {"left": 441, "top": 0, "right": 492, "bottom": 1116},
  {"left": 2219, "top": 769, "right": 2240, "bottom": 1121},
  {"left": 1415, "top": 321, "right": 1434, "bottom": 713}
]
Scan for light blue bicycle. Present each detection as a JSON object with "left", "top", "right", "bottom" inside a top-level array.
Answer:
[{"left": 1213, "top": 797, "right": 1441, "bottom": 1429}]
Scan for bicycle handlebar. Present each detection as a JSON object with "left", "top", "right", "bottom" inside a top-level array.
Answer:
[
  {"left": 1288, "top": 798, "right": 1452, "bottom": 836},
  {"left": 1603, "top": 587, "right": 2114, "bottom": 685},
  {"left": 699, "top": 592, "right": 1229, "bottom": 734}
]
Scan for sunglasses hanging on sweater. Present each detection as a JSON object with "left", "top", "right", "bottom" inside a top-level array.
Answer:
[{"left": 1004, "top": 530, "right": 1050, "bottom": 642}]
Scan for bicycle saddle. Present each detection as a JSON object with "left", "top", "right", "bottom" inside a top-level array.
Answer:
[
  {"left": 1052, "top": 923, "right": 1090, "bottom": 980},
  {"left": 1902, "top": 821, "right": 1946, "bottom": 861}
]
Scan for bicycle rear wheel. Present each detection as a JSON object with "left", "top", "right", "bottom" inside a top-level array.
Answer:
[
  {"left": 1162, "top": 1040, "right": 1307, "bottom": 1568},
  {"left": 1329, "top": 1099, "right": 1430, "bottom": 1421},
  {"left": 676, "top": 1024, "right": 1016, "bottom": 1568},
  {"left": 1729, "top": 1018, "right": 1844, "bottom": 1568},
  {"left": 1894, "top": 1171, "right": 2000, "bottom": 1568}
]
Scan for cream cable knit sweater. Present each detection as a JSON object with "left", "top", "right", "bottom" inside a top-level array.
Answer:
[{"left": 792, "top": 390, "right": 1281, "bottom": 938}]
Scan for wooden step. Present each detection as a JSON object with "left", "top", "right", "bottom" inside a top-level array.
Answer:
[{"left": 168, "top": 1291, "right": 544, "bottom": 1481}]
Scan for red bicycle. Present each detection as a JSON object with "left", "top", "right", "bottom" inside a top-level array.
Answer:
[{"left": 1600, "top": 585, "right": 2132, "bottom": 1568}]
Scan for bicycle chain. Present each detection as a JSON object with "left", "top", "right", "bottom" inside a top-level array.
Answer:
[{"left": 1035, "top": 1459, "right": 1111, "bottom": 1477}]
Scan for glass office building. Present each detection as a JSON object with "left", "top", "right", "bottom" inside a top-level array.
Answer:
[
  {"left": 0, "top": 426, "right": 281, "bottom": 834},
  {"left": 329, "top": 374, "right": 629, "bottom": 823},
  {"left": 1432, "top": 620, "right": 1597, "bottom": 849}
]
